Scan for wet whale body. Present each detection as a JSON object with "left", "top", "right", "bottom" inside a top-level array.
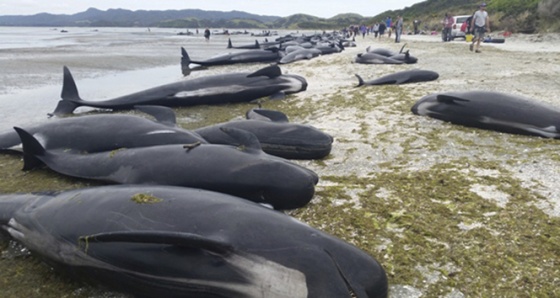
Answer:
[
  {"left": 360, "top": 44, "right": 418, "bottom": 64},
  {"left": 355, "top": 52, "right": 404, "bottom": 65},
  {"left": 355, "top": 70, "right": 439, "bottom": 86},
  {"left": 0, "top": 185, "right": 388, "bottom": 298},
  {"left": 15, "top": 127, "right": 318, "bottom": 210},
  {"left": 227, "top": 38, "right": 261, "bottom": 49},
  {"left": 181, "top": 47, "right": 281, "bottom": 68},
  {"left": 0, "top": 105, "right": 206, "bottom": 153},
  {"left": 194, "top": 109, "right": 333, "bottom": 160},
  {"left": 51, "top": 65, "right": 307, "bottom": 116},
  {"left": 278, "top": 48, "right": 322, "bottom": 64},
  {"left": 411, "top": 91, "right": 560, "bottom": 138}
]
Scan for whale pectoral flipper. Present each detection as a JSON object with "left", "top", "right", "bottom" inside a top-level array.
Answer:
[
  {"left": 134, "top": 105, "right": 177, "bottom": 127},
  {"left": 78, "top": 231, "right": 234, "bottom": 255},
  {"left": 13, "top": 127, "right": 46, "bottom": 171},
  {"left": 269, "top": 92, "right": 286, "bottom": 100},
  {"left": 247, "top": 65, "right": 282, "bottom": 78},
  {"left": 436, "top": 95, "right": 470, "bottom": 104}
]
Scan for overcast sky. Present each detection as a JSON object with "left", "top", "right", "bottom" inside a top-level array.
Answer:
[{"left": 1, "top": 0, "right": 426, "bottom": 18}]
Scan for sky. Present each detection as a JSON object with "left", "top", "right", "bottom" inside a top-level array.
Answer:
[{"left": 0, "top": 0, "right": 426, "bottom": 18}]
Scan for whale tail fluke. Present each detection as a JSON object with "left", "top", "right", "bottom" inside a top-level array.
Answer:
[
  {"left": 181, "top": 47, "right": 191, "bottom": 65},
  {"left": 181, "top": 47, "right": 193, "bottom": 76},
  {"left": 355, "top": 74, "right": 365, "bottom": 87},
  {"left": 13, "top": 127, "right": 46, "bottom": 171},
  {"left": 50, "top": 66, "right": 83, "bottom": 116}
]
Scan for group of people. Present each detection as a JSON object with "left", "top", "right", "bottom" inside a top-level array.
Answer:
[{"left": 369, "top": 15, "right": 404, "bottom": 43}]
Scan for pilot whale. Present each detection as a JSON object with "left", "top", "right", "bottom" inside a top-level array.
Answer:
[
  {"left": 227, "top": 38, "right": 261, "bottom": 49},
  {"left": 181, "top": 47, "right": 280, "bottom": 68},
  {"left": 411, "top": 91, "right": 560, "bottom": 138},
  {"left": 0, "top": 105, "right": 206, "bottom": 153},
  {"left": 355, "top": 70, "right": 439, "bottom": 86},
  {"left": 15, "top": 126, "right": 318, "bottom": 210},
  {"left": 51, "top": 65, "right": 307, "bottom": 116},
  {"left": 194, "top": 109, "right": 333, "bottom": 160},
  {"left": 0, "top": 185, "right": 388, "bottom": 298}
]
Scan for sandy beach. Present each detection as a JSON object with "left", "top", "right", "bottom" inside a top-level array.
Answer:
[{"left": 1, "top": 28, "right": 559, "bottom": 297}]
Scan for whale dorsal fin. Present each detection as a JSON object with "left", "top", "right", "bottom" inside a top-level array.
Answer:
[
  {"left": 219, "top": 127, "right": 262, "bottom": 152},
  {"left": 134, "top": 105, "right": 177, "bottom": 127},
  {"left": 246, "top": 109, "right": 289, "bottom": 123},
  {"left": 247, "top": 65, "right": 282, "bottom": 78},
  {"left": 437, "top": 94, "right": 470, "bottom": 104},
  {"left": 78, "top": 231, "right": 233, "bottom": 255},
  {"left": 13, "top": 127, "right": 46, "bottom": 171}
]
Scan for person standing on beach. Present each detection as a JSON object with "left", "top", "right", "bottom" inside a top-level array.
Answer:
[
  {"left": 394, "top": 16, "right": 403, "bottom": 43},
  {"left": 378, "top": 21, "right": 386, "bottom": 38},
  {"left": 385, "top": 16, "right": 393, "bottom": 38},
  {"left": 442, "top": 13, "right": 454, "bottom": 42},
  {"left": 470, "top": 3, "right": 490, "bottom": 53},
  {"left": 373, "top": 22, "right": 379, "bottom": 38},
  {"left": 204, "top": 28, "right": 211, "bottom": 41}
]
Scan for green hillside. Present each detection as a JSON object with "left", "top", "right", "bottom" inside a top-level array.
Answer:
[
  {"left": 2, "top": 1, "right": 558, "bottom": 32},
  {"left": 268, "top": 0, "right": 560, "bottom": 33},
  {"left": 369, "top": 0, "right": 559, "bottom": 33}
]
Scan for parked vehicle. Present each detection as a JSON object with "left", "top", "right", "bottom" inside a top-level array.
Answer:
[{"left": 442, "top": 15, "right": 471, "bottom": 41}]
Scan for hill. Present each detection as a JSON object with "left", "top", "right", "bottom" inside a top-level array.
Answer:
[
  {"left": 370, "top": 0, "right": 560, "bottom": 33},
  {"left": 1, "top": 2, "right": 559, "bottom": 32},
  {"left": 0, "top": 8, "right": 279, "bottom": 28}
]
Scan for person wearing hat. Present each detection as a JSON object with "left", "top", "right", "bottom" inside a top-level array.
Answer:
[{"left": 470, "top": 2, "right": 491, "bottom": 53}]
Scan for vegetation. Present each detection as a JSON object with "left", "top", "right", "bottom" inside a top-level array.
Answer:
[
  {"left": 2, "top": 1, "right": 559, "bottom": 32},
  {"left": 370, "top": 0, "right": 558, "bottom": 33}
]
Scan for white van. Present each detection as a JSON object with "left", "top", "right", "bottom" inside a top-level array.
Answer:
[{"left": 451, "top": 15, "right": 471, "bottom": 40}]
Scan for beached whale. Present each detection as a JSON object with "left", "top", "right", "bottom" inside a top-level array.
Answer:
[
  {"left": 194, "top": 109, "right": 333, "bottom": 160},
  {"left": 365, "top": 44, "right": 418, "bottom": 64},
  {"left": 355, "top": 70, "right": 439, "bottom": 86},
  {"left": 181, "top": 47, "right": 281, "bottom": 68},
  {"left": 278, "top": 48, "right": 322, "bottom": 64},
  {"left": 15, "top": 126, "right": 317, "bottom": 210},
  {"left": 411, "top": 91, "right": 560, "bottom": 138},
  {"left": 0, "top": 105, "right": 206, "bottom": 153},
  {"left": 245, "top": 108, "right": 290, "bottom": 122},
  {"left": 51, "top": 65, "right": 307, "bottom": 116},
  {"left": 0, "top": 185, "right": 388, "bottom": 298},
  {"left": 355, "top": 52, "right": 404, "bottom": 64},
  {"left": 227, "top": 38, "right": 261, "bottom": 49}
]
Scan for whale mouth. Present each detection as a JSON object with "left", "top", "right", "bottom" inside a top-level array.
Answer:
[
  {"left": 283, "top": 75, "right": 308, "bottom": 93},
  {"left": 323, "top": 248, "right": 360, "bottom": 298}
]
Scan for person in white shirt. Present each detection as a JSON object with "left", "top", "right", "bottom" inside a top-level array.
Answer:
[{"left": 470, "top": 2, "right": 491, "bottom": 53}]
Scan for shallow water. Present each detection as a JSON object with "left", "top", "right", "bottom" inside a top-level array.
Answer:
[{"left": 0, "top": 26, "right": 306, "bottom": 130}]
